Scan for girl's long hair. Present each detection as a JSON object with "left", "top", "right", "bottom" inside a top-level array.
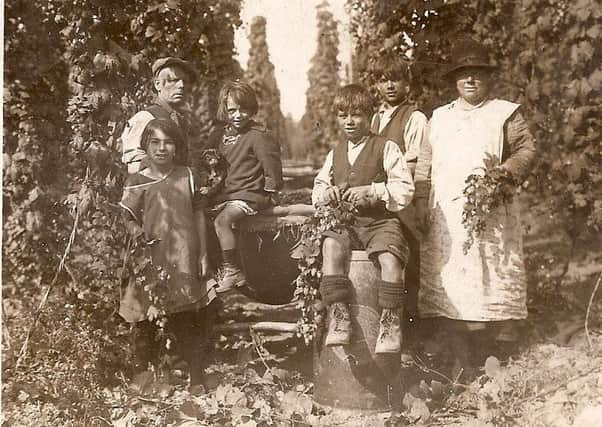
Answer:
[{"left": 216, "top": 81, "right": 258, "bottom": 123}]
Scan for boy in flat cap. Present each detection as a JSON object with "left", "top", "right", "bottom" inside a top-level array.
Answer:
[{"left": 121, "top": 57, "right": 200, "bottom": 173}]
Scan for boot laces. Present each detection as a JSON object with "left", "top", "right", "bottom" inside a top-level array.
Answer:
[
  {"left": 332, "top": 304, "right": 349, "bottom": 331},
  {"left": 218, "top": 263, "right": 238, "bottom": 279},
  {"left": 380, "top": 310, "right": 395, "bottom": 337}
]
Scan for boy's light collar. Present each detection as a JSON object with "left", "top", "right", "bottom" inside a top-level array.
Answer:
[
  {"left": 348, "top": 134, "right": 370, "bottom": 146},
  {"left": 379, "top": 98, "right": 408, "bottom": 112}
]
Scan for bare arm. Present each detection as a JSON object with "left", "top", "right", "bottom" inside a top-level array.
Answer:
[{"left": 195, "top": 209, "right": 209, "bottom": 271}]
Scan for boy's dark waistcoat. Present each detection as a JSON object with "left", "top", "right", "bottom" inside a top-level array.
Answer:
[
  {"left": 332, "top": 134, "right": 395, "bottom": 222},
  {"left": 371, "top": 103, "right": 418, "bottom": 154}
]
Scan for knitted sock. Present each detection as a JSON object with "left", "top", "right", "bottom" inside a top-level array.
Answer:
[
  {"left": 378, "top": 279, "right": 405, "bottom": 309},
  {"left": 222, "top": 249, "right": 238, "bottom": 266},
  {"left": 319, "top": 275, "right": 352, "bottom": 305}
]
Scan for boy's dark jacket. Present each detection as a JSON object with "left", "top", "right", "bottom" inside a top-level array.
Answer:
[{"left": 208, "top": 121, "right": 283, "bottom": 210}]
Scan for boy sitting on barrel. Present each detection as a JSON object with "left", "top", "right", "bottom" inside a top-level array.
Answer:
[{"left": 312, "top": 84, "right": 415, "bottom": 354}]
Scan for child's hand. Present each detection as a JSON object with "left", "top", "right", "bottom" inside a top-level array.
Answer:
[
  {"left": 342, "top": 185, "right": 377, "bottom": 208},
  {"left": 316, "top": 186, "right": 341, "bottom": 206},
  {"left": 267, "top": 190, "right": 281, "bottom": 206}
]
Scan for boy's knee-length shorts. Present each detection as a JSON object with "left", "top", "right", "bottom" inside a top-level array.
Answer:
[{"left": 322, "top": 217, "right": 409, "bottom": 266}]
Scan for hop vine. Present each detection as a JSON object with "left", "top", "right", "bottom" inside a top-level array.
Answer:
[
  {"left": 127, "top": 238, "right": 171, "bottom": 351},
  {"left": 291, "top": 200, "right": 358, "bottom": 344}
]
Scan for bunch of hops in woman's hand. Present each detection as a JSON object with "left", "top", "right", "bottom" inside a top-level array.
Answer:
[{"left": 461, "top": 154, "right": 518, "bottom": 254}]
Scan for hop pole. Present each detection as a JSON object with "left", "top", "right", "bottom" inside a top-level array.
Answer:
[{"left": 585, "top": 272, "right": 602, "bottom": 351}]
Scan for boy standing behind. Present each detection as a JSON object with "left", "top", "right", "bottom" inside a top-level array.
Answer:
[
  {"left": 370, "top": 56, "right": 429, "bottom": 324},
  {"left": 312, "top": 84, "right": 414, "bottom": 353},
  {"left": 370, "top": 56, "right": 428, "bottom": 177}
]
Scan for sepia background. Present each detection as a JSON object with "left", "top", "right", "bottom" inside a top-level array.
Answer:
[{"left": 2, "top": 0, "right": 601, "bottom": 425}]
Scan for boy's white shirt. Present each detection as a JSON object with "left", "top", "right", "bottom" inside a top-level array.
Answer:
[
  {"left": 121, "top": 110, "right": 154, "bottom": 173},
  {"left": 312, "top": 139, "right": 414, "bottom": 212},
  {"left": 371, "top": 105, "right": 428, "bottom": 163}
]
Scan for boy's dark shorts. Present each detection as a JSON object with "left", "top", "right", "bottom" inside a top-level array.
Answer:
[{"left": 322, "top": 217, "right": 409, "bottom": 265}]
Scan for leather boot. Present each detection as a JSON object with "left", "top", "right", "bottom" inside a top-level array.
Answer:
[
  {"left": 325, "top": 302, "right": 352, "bottom": 346},
  {"left": 375, "top": 308, "right": 402, "bottom": 354}
]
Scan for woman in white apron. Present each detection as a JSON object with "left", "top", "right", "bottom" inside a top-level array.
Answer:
[{"left": 414, "top": 38, "right": 536, "bottom": 375}]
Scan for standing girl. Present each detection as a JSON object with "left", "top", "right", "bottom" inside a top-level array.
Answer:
[
  {"left": 209, "top": 81, "right": 283, "bottom": 293},
  {"left": 120, "top": 118, "right": 216, "bottom": 388}
]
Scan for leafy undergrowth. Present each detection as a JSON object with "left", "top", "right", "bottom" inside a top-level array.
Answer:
[
  {"left": 428, "top": 332, "right": 602, "bottom": 427},
  {"left": 4, "top": 321, "right": 602, "bottom": 427},
  {"left": 1, "top": 325, "right": 394, "bottom": 427},
  {"left": 3, "top": 263, "right": 601, "bottom": 426}
]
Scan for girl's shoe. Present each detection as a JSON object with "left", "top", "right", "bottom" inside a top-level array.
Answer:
[
  {"left": 375, "top": 308, "right": 402, "bottom": 354},
  {"left": 216, "top": 264, "right": 247, "bottom": 293}
]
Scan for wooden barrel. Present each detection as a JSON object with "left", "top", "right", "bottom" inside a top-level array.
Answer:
[
  {"left": 313, "top": 250, "right": 401, "bottom": 412},
  {"left": 237, "top": 213, "right": 309, "bottom": 304}
]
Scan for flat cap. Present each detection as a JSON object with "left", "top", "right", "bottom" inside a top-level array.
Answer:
[{"left": 151, "top": 57, "right": 196, "bottom": 82}]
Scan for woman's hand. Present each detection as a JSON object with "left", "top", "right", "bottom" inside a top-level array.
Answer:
[{"left": 126, "top": 221, "right": 146, "bottom": 249}]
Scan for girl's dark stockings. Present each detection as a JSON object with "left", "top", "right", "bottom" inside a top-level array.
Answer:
[{"left": 132, "top": 304, "right": 216, "bottom": 386}]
